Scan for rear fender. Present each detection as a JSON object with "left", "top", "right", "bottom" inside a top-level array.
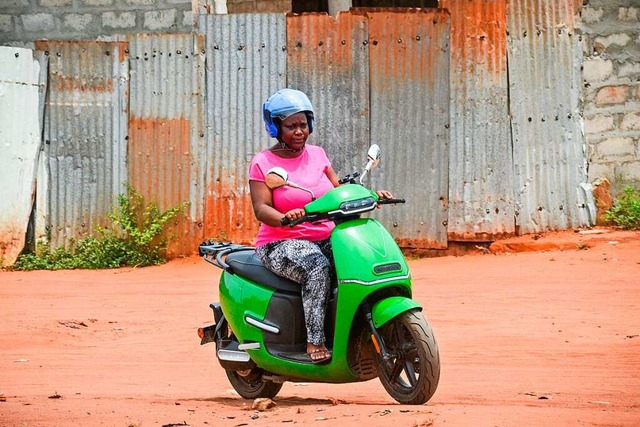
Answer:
[{"left": 371, "top": 296, "right": 422, "bottom": 328}]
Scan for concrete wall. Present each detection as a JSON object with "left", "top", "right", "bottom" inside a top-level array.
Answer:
[
  {"left": 0, "top": 0, "right": 291, "bottom": 46},
  {"left": 580, "top": 0, "right": 640, "bottom": 196},
  {"left": 227, "top": 0, "right": 290, "bottom": 13}
]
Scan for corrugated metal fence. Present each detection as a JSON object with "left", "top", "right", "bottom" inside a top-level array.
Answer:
[
  {"left": 199, "top": 13, "right": 287, "bottom": 245},
  {"left": 287, "top": 9, "right": 450, "bottom": 249},
  {"left": 507, "top": 0, "right": 591, "bottom": 233},
  {"left": 0, "top": 48, "right": 47, "bottom": 266},
  {"left": 442, "top": 0, "right": 515, "bottom": 241},
  {"left": 127, "top": 34, "right": 207, "bottom": 256},
  {"left": 35, "top": 41, "right": 129, "bottom": 249},
  {"left": 0, "top": 4, "right": 594, "bottom": 262}
]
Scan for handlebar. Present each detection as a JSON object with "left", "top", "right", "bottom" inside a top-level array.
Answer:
[
  {"left": 280, "top": 216, "right": 292, "bottom": 226},
  {"left": 279, "top": 197, "right": 405, "bottom": 227},
  {"left": 377, "top": 198, "right": 406, "bottom": 205}
]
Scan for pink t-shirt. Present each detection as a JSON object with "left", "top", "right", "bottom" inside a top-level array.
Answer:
[{"left": 249, "top": 145, "right": 336, "bottom": 247}]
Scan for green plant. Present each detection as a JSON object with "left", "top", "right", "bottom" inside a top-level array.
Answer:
[
  {"left": 12, "top": 186, "right": 188, "bottom": 271},
  {"left": 604, "top": 186, "right": 640, "bottom": 230}
]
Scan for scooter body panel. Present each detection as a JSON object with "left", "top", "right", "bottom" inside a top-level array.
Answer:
[
  {"left": 219, "top": 270, "right": 360, "bottom": 383},
  {"left": 332, "top": 218, "right": 410, "bottom": 288},
  {"left": 372, "top": 296, "right": 422, "bottom": 328},
  {"left": 216, "top": 216, "right": 418, "bottom": 383}
]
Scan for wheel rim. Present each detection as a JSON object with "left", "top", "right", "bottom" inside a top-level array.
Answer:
[
  {"left": 231, "top": 369, "right": 263, "bottom": 391},
  {"left": 380, "top": 318, "right": 422, "bottom": 393}
]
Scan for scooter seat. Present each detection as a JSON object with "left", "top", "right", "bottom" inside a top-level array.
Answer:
[{"left": 226, "top": 250, "right": 302, "bottom": 294}]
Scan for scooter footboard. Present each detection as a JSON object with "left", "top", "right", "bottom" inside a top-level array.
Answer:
[{"left": 371, "top": 296, "right": 422, "bottom": 328}]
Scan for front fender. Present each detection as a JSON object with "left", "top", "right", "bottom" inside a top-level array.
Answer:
[{"left": 371, "top": 296, "right": 422, "bottom": 328}]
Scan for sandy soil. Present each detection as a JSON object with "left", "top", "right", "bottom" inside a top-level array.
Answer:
[{"left": 1, "top": 228, "right": 639, "bottom": 427}]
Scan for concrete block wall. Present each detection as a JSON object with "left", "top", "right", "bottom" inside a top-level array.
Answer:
[
  {"left": 0, "top": 0, "right": 293, "bottom": 46},
  {"left": 0, "top": 0, "right": 195, "bottom": 46},
  {"left": 227, "top": 0, "right": 290, "bottom": 13},
  {"left": 581, "top": 0, "right": 640, "bottom": 195}
]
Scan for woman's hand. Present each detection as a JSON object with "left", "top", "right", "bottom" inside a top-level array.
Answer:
[
  {"left": 283, "top": 208, "right": 306, "bottom": 223},
  {"left": 375, "top": 190, "right": 393, "bottom": 209},
  {"left": 376, "top": 190, "right": 393, "bottom": 200}
]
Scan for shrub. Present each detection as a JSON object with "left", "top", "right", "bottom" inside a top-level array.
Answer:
[
  {"left": 12, "top": 186, "right": 188, "bottom": 270},
  {"left": 604, "top": 186, "right": 640, "bottom": 230}
]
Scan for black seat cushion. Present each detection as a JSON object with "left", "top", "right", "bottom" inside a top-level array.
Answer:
[{"left": 226, "top": 250, "right": 301, "bottom": 294}]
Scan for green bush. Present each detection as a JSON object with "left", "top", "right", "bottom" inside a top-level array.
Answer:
[
  {"left": 604, "top": 186, "right": 640, "bottom": 230},
  {"left": 12, "top": 186, "right": 188, "bottom": 271}
]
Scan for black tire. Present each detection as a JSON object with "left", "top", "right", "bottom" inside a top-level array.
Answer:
[
  {"left": 375, "top": 310, "right": 440, "bottom": 405},
  {"left": 225, "top": 368, "right": 283, "bottom": 399}
]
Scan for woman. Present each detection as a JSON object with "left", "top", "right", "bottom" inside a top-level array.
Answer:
[{"left": 249, "top": 88, "right": 389, "bottom": 364}]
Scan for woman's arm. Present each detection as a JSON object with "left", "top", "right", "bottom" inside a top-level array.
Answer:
[
  {"left": 249, "top": 180, "right": 305, "bottom": 226},
  {"left": 326, "top": 166, "right": 340, "bottom": 188}
]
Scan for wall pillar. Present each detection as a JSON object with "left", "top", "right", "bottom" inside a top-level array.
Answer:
[{"left": 328, "top": 0, "right": 351, "bottom": 17}]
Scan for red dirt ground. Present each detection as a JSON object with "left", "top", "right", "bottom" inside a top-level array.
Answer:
[{"left": 1, "top": 228, "right": 639, "bottom": 426}]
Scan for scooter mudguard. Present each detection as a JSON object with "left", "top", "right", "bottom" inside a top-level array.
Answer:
[{"left": 371, "top": 296, "right": 422, "bottom": 328}]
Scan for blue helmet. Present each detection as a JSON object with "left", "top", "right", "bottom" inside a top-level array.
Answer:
[{"left": 262, "top": 89, "right": 315, "bottom": 138}]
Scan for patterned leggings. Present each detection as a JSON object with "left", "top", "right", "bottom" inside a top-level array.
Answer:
[{"left": 256, "top": 239, "right": 334, "bottom": 346}]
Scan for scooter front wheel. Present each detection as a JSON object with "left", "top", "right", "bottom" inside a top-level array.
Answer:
[
  {"left": 225, "top": 368, "right": 283, "bottom": 399},
  {"left": 375, "top": 310, "right": 440, "bottom": 405}
]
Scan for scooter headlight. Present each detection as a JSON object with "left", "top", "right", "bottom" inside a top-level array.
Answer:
[{"left": 338, "top": 196, "right": 376, "bottom": 213}]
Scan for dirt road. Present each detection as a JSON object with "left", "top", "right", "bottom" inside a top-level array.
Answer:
[{"left": 1, "top": 229, "right": 639, "bottom": 426}]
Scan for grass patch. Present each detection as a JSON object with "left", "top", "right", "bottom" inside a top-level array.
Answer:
[
  {"left": 604, "top": 186, "right": 640, "bottom": 230},
  {"left": 12, "top": 185, "right": 188, "bottom": 270}
]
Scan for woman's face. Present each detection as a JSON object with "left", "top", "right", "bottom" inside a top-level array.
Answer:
[{"left": 280, "top": 112, "right": 309, "bottom": 151}]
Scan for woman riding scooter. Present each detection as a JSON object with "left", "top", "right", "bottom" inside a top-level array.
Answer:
[{"left": 248, "top": 88, "right": 391, "bottom": 364}]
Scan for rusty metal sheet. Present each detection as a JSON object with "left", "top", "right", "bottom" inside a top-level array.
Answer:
[
  {"left": 35, "top": 41, "right": 129, "bottom": 250},
  {"left": 507, "top": 0, "right": 591, "bottom": 233},
  {"left": 0, "top": 47, "right": 47, "bottom": 265},
  {"left": 199, "top": 13, "right": 287, "bottom": 245},
  {"left": 128, "top": 34, "right": 206, "bottom": 257},
  {"left": 366, "top": 9, "right": 450, "bottom": 249},
  {"left": 440, "top": 0, "right": 516, "bottom": 241},
  {"left": 286, "top": 11, "right": 371, "bottom": 175}
]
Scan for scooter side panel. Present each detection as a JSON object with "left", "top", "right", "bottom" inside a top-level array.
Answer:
[
  {"left": 219, "top": 272, "right": 273, "bottom": 344},
  {"left": 220, "top": 272, "right": 360, "bottom": 383},
  {"left": 332, "top": 218, "right": 410, "bottom": 287}
]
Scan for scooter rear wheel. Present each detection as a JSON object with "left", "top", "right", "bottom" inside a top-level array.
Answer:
[
  {"left": 225, "top": 368, "right": 283, "bottom": 399},
  {"left": 375, "top": 310, "right": 440, "bottom": 405}
]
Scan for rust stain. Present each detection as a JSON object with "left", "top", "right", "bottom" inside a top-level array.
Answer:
[
  {"left": 0, "top": 228, "right": 26, "bottom": 266},
  {"left": 448, "top": 231, "right": 515, "bottom": 242},
  {"left": 54, "top": 75, "right": 113, "bottom": 92},
  {"left": 509, "top": 0, "right": 582, "bottom": 31},
  {"left": 395, "top": 237, "right": 448, "bottom": 250},
  {"left": 35, "top": 40, "right": 128, "bottom": 92},
  {"left": 287, "top": 11, "right": 368, "bottom": 74},
  {"left": 440, "top": 0, "right": 507, "bottom": 76},
  {"left": 203, "top": 178, "right": 258, "bottom": 246},
  {"left": 128, "top": 117, "right": 200, "bottom": 257},
  {"left": 366, "top": 8, "right": 450, "bottom": 87},
  {"left": 35, "top": 40, "right": 129, "bottom": 62}
]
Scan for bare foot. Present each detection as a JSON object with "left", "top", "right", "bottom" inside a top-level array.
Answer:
[{"left": 307, "top": 343, "right": 331, "bottom": 363}]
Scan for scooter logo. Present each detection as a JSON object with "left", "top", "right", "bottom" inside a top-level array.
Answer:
[{"left": 373, "top": 262, "right": 402, "bottom": 274}]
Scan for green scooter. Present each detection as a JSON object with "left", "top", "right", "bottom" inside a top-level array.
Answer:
[{"left": 197, "top": 145, "right": 440, "bottom": 404}]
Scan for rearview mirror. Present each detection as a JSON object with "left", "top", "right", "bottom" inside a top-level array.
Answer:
[
  {"left": 367, "top": 144, "right": 381, "bottom": 168},
  {"left": 265, "top": 167, "right": 288, "bottom": 189},
  {"left": 265, "top": 167, "right": 316, "bottom": 200},
  {"left": 360, "top": 144, "right": 381, "bottom": 184}
]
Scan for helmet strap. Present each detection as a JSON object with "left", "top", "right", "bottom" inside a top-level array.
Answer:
[{"left": 278, "top": 139, "right": 304, "bottom": 153}]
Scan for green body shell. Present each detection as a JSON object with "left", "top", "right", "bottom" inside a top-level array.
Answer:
[
  {"left": 218, "top": 196, "right": 421, "bottom": 383},
  {"left": 305, "top": 183, "right": 377, "bottom": 213},
  {"left": 371, "top": 296, "right": 422, "bottom": 328}
]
